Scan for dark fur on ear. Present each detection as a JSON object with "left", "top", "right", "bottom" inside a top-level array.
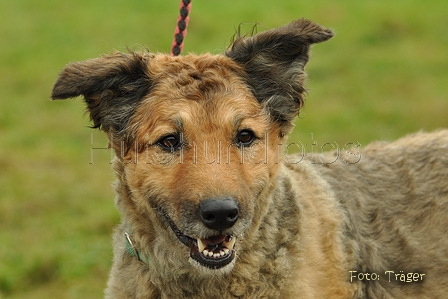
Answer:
[
  {"left": 52, "top": 52, "right": 152, "bottom": 137},
  {"left": 226, "top": 18, "right": 334, "bottom": 132}
]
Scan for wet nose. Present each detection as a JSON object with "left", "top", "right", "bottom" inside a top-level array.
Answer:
[{"left": 199, "top": 198, "right": 239, "bottom": 231}]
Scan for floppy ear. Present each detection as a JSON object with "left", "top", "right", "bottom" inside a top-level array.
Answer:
[
  {"left": 52, "top": 52, "right": 152, "bottom": 136},
  {"left": 225, "top": 18, "right": 334, "bottom": 132}
]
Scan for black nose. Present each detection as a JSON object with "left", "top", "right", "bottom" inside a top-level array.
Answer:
[{"left": 199, "top": 198, "right": 239, "bottom": 231}]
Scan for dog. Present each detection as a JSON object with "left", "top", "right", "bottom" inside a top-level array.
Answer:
[{"left": 52, "top": 19, "right": 448, "bottom": 298}]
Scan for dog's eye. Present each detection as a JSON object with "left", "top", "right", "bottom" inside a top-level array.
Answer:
[
  {"left": 236, "top": 130, "right": 255, "bottom": 147},
  {"left": 157, "top": 134, "right": 182, "bottom": 151}
]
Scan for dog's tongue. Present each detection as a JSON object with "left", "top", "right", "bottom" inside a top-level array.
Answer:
[{"left": 202, "top": 234, "right": 227, "bottom": 246}]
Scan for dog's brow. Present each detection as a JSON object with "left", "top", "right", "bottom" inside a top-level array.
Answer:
[
  {"left": 233, "top": 115, "right": 243, "bottom": 128},
  {"left": 173, "top": 117, "right": 183, "bottom": 131},
  {"left": 232, "top": 111, "right": 262, "bottom": 129}
]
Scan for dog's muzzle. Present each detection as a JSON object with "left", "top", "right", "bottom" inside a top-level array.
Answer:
[{"left": 165, "top": 198, "right": 239, "bottom": 269}]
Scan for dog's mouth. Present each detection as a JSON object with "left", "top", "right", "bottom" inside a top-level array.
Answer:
[{"left": 165, "top": 216, "right": 236, "bottom": 269}]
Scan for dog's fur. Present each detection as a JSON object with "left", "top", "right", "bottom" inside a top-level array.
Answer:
[{"left": 52, "top": 19, "right": 448, "bottom": 298}]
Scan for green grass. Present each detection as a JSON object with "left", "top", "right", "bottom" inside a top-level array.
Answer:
[{"left": 1, "top": 0, "right": 447, "bottom": 298}]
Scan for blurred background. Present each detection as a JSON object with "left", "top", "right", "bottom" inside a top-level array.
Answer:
[{"left": 0, "top": 0, "right": 447, "bottom": 298}]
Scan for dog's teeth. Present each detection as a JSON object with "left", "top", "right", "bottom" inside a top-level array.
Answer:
[
  {"left": 197, "top": 238, "right": 206, "bottom": 252},
  {"left": 224, "top": 236, "right": 236, "bottom": 250},
  {"left": 199, "top": 236, "right": 235, "bottom": 258}
]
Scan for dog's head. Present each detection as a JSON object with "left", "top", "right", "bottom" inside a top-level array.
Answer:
[{"left": 52, "top": 19, "right": 333, "bottom": 274}]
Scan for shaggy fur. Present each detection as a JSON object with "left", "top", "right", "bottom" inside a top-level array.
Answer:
[{"left": 52, "top": 19, "right": 448, "bottom": 298}]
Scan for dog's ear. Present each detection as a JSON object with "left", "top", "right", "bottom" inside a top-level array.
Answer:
[
  {"left": 52, "top": 52, "right": 152, "bottom": 136},
  {"left": 226, "top": 19, "right": 334, "bottom": 132}
]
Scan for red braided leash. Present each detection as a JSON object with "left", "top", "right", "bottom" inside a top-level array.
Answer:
[{"left": 171, "top": 0, "right": 192, "bottom": 56}]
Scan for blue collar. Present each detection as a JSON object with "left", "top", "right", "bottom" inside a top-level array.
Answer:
[{"left": 124, "top": 232, "right": 149, "bottom": 263}]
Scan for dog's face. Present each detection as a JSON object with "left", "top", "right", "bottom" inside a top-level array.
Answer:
[
  {"left": 123, "top": 54, "right": 278, "bottom": 272},
  {"left": 52, "top": 19, "right": 333, "bottom": 273}
]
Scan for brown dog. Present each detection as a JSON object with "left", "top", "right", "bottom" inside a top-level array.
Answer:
[{"left": 52, "top": 19, "right": 448, "bottom": 298}]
